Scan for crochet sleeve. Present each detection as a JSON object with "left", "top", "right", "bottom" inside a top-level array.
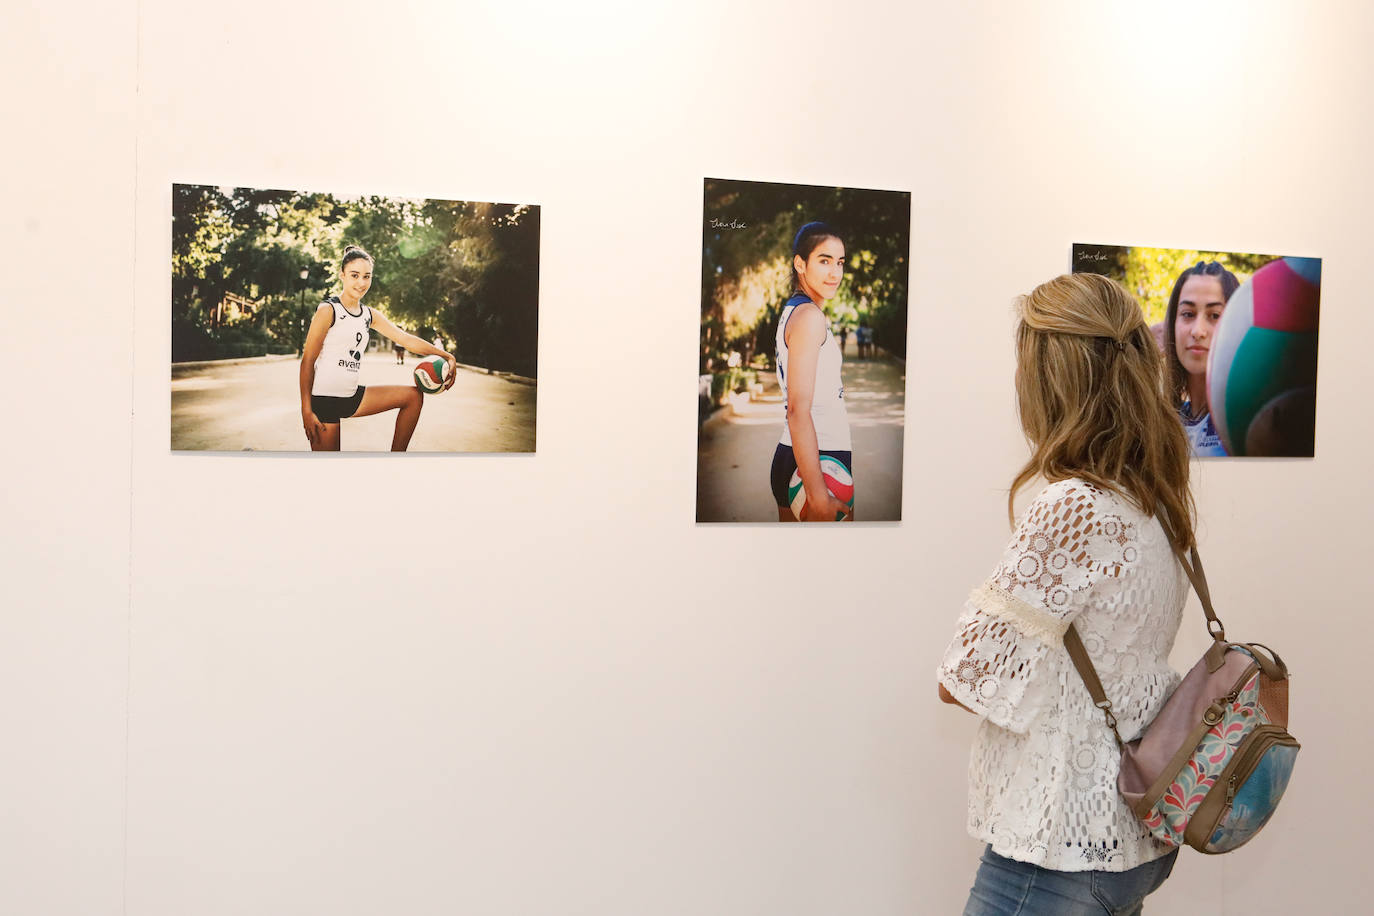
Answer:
[{"left": 937, "top": 481, "right": 1137, "bottom": 733}]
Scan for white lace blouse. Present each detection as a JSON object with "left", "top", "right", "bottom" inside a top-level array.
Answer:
[{"left": 936, "top": 478, "right": 1187, "bottom": 872}]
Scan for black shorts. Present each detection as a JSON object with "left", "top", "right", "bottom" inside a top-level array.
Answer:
[
  {"left": 311, "top": 386, "right": 366, "bottom": 423},
  {"left": 769, "top": 443, "right": 853, "bottom": 507}
]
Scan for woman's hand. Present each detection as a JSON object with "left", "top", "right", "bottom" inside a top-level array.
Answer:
[
  {"left": 440, "top": 352, "right": 458, "bottom": 390},
  {"left": 302, "top": 407, "right": 324, "bottom": 446},
  {"left": 802, "top": 491, "right": 853, "bottom": 522}
]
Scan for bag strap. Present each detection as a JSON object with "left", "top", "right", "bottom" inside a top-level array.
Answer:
[
  {"left": 1064, "top": 625, "right": 1124, "bottom": 750},
  {"left": 1155, "top": 511, "right": 1226, "bottom": 642},
  {"left": 1066, "top": 508, "right": 1224, "bottom": 746}
]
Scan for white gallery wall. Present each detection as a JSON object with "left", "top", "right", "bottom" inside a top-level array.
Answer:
[{"left": 5, "top": 1, "right": 1373, "bottom": 913}]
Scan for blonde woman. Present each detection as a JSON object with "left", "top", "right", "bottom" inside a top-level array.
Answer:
[{"left": 937, "top": 274, "right": 1195, "bottom": 914}]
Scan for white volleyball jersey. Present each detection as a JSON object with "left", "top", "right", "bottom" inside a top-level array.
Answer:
[
  {"left": 312, "top": 297, "right": 373, "bottom": 397},
  {"left": 775, "top": 293, "right": 851, "bottom": 450}
]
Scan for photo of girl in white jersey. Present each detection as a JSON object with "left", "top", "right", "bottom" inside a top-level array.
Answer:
[
  {"left": 696, "top": 177, "right": 911, "bottom": 523},
  {"left": 299, "top": 245, "right": 456, "bottom": 451},
  {"left": 171, "top": 184, "right": 540, "bottom": 453}
]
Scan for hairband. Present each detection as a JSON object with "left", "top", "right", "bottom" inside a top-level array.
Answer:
[{"left": 792, "top": 221, "right": 827, "bottom": 254}]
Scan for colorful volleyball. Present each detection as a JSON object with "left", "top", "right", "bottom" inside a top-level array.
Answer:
[
  {"left": 1206, "top": 257, "right": 1320, "bottom": 456},
  {"left": 413, "top": 355, "right": 450, "bottom": 394},
  {"left": 788, "top": 455, "right": 855, "bottom": 521}
]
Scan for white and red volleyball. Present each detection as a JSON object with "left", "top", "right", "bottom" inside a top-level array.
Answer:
[
  {"left": 413, "top": 356, "right": 450, "bottom": 394},
  {"left": 788, "top": 455, "right": 855, "bottom": 521}
]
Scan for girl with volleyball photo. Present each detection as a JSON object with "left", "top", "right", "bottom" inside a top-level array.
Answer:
[
  {"left": 769, "top": 222, "right": 854, "bottom": 522},
  {"left": 1163, "top": 261, "right": 1239, "bottom": 457},
  {"left": 1073, "top": 243, "right": 1323, "bottom": 459},
  {"left": 938, "top": 273, "right": 1194, "bottom": 913},
  {"left": 299, "top": 245, "right": 457, "bottom": 451}
]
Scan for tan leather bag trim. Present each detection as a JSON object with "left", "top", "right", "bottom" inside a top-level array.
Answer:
[{"left": 1183, "top": 726, "right": 1299, "bottom": 851}]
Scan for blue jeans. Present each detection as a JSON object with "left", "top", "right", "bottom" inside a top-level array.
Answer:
[{"left": 963, "top": 846, "right": 1178, "bottom": 915}]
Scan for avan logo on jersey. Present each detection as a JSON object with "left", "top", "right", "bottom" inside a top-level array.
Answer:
[{"left": 338, "top": 332, "right": 364, "bottom": 370}]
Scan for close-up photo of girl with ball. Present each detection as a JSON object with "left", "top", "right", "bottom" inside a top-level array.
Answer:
[{"left": 1072, "top": 243, "right": 1321, "bottom": 458}]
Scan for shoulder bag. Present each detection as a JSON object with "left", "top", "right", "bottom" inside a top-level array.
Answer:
[{"left": 1064, "top": 520, "right": 1300, "bottom": 854}]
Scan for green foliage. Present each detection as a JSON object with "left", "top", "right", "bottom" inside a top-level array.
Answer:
[
  {"left": 442, "top": 202, "right": 541, "bottom": 379},
  {"left": 172, "top": 185, "right": 539, "bottom": 373},
  {"left": 701, "top": 179, "right": 911, "bottom": 371},
  {"left": 1073, "top": 244, "right": 1278, "bottom": 326},
  {"left": 709, "top": 367, "right": 758, "bottom": 404},
  {"left": 171, "top": 317, "right": 294, "bottom": 361}
]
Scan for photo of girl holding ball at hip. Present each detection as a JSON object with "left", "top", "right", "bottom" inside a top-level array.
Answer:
[{"left": 697, "top": 178, "right": 908, "bottom": 523}]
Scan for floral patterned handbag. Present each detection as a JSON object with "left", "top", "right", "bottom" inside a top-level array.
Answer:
[{"left": 1065, "top": 523, "right": 1299, "bottom": 854}]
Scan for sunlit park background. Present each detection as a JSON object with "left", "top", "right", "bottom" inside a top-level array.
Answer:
[
  {"left": 1071, "top": 243, "right": 1278, "bottom": 328},
  {"left": 171, "top": 184, "right": 539, "bottom": 452},
  {"left": 696, "top": 178, "right": 911, "bottom": 522}
]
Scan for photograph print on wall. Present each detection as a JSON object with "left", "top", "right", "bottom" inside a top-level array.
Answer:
[
  {"left": 697, "top": 177, "right": 911, "bottom": 522},
  {"left": 1073, "top": 243, "right": 1320, "bottom": 458},
  {"left": 172, "top": 183, "right": 540, "bottom": 453}
]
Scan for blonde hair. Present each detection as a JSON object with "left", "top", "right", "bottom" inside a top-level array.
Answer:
[{"left": 1010, "top": 273, "right": 1196, "bottom": 549}]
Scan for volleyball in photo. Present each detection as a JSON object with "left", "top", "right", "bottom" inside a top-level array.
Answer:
[
  {"left": 788, "top": 455, "right": 855, "bottom": 521},
  {"left": 413, "top": 355, "right": 450, "bottom": 394},
  {"left": 1207, "top": 257, "right": 1320, "bottom": 456}
]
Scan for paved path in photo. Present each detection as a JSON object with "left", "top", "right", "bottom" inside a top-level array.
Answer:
[
  {"left": 171, "top": 353, "right": 536, "bottom": 452},
  {"left": 696, "top": 339, "right": 905, "bottom": 522}
]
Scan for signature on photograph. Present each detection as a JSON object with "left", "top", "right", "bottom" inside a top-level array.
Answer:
[
  {"left": 709, "top": 218, "right": 748, "bottom": 230},
  {"left": 1080, "top": 250, "right": 1110, "bottom": 262}
]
